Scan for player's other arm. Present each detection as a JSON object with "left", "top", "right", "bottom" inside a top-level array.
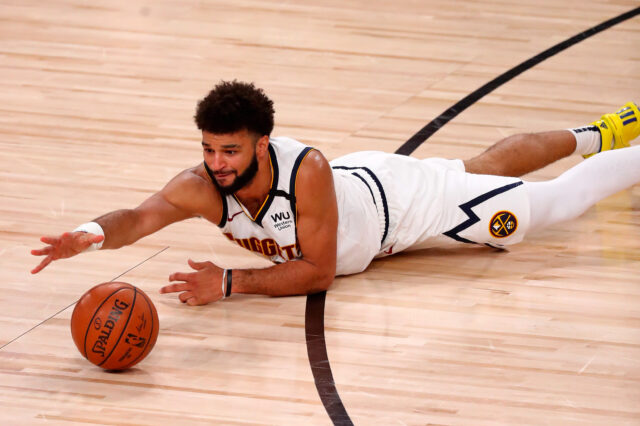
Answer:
[
  {"left": 234, "top": 150, "right": 338, "bottom": 295},
  {"left": 31, "top": 169, "right": 213, "bottom": 273}
]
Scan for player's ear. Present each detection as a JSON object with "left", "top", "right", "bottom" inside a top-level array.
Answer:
[{"left": 255, "top": 135, "right": 270, "bottom": 158}]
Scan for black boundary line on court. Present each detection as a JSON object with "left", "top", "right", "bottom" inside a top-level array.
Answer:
[
  {"left": 0, "top": 246, "right": 170, "bottom": 351},
  {"left": 304, "top": 6, "right": 639, "bottom": 425}
]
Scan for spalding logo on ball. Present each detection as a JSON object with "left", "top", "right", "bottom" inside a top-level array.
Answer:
[{"left": 71, "top": 282, "right": 159, "bottom": 370}]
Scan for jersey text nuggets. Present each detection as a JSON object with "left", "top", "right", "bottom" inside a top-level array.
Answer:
[{"left": 223, "top": 232, "right": 300, "bottom": 260}]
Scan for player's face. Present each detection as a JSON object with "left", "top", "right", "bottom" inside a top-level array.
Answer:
[{"left": 202, "top": 129, "right": 267, "bottom": 195}]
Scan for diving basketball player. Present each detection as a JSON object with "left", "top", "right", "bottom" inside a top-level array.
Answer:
[{"left": 31, "top": 81, "right": 640, "bottom": 306}]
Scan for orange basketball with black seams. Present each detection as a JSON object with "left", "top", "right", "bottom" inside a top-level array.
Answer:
[{"left": 70, "top": 282, "right": 159, "bottom": 370}]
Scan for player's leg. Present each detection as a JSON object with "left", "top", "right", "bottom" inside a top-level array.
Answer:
[
  {"left": 464, "top": 102, "right": 639, "bottom": 177},
  {"left": 524, "top": 144, "right": 640, "bottom": 231},
  {"left": 464, "top": 130, "right": 575, "bottom": 177}
]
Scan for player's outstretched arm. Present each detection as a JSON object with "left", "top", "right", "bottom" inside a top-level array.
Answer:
[
  {"left": 31, "top": 168, "right": 215, "bottom": 274},
  {"left": 161, "top": 151, "right": 338, "bottom": 305}
]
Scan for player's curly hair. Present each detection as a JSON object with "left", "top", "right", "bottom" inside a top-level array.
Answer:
[{"left": 194, "top": 80, "right": 275, "bottom": 137}]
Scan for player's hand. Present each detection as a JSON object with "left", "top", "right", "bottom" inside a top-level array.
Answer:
[
  {"left": 30, "top": 232, "right": 104, "bottom": 274},
  {"left": 161, "top": 259, "right": 224, "bottom": 306}
]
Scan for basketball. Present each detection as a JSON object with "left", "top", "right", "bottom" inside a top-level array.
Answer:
[{"left": 70, "top": 282, "right": 159, "bottom": 370}]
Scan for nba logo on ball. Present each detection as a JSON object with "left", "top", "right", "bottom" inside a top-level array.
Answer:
[{"left": 70, "top": 282, "right": 159, "bottom": 370}]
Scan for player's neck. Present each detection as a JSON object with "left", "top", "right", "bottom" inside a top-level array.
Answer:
[{"left": 233, "top": 155, "right": 272, "bottom": 214}]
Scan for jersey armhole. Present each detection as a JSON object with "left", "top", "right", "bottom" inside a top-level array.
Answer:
[
  {"left": 288, "top": 147, "right": 315, "bottom": 224},
  {"left": 217, "top": 193, "right": 228, "bottom": 228}
]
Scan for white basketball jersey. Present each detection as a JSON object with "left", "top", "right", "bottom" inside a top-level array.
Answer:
[{"left": 211, "top": 137, "right": 314, "bottom": 264}]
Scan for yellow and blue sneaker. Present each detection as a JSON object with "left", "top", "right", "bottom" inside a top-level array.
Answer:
[{"left": 583, "top": 102, "right": 640, "bottom": 158}]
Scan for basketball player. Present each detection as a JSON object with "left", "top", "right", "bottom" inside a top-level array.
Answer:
[{"left": 31, "top": 81, "right": 640, "bottom": 306}]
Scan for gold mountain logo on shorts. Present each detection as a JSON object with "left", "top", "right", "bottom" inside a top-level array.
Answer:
[{"left": 489, "top": 211, "right": 517, "bottom": 238}]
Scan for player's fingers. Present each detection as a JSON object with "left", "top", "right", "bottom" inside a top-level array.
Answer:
[
  {"left": 40, "top": 235, "right": 60, "bottom": 245},
  {"left": 168, "top": 271, "right": 193, "bottom": 282},
  {"left": 178, "top": 291, "right": 194, "bottom": 303},
  {"left": 187, "top": 258, "right": 208, "bottom": 270},
  {"left": 31, "top": 246, "right": 53, "bottom": 256},
  {"left": 186, "top": 296, "right": 202, "bottom": 306},
  {"left": 178, "top": 291, "right": 196, "bottom": 303},
  {"left": 31, "top": 256, "right": 53, "bottom": 274},
  {"left": 159, "top": 282, "right": 192, "bottom": 294}
]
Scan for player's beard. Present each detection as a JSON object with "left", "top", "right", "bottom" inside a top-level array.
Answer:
[{"left": 213, "top": 152, "right": 260, "bottom": 196}]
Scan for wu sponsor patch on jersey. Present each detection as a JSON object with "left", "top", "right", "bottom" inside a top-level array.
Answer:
[
  {"left": 489, "top": 211, "right": 517, "bottom": 238},
  {"left": 271, "top": 211, "right": 293, "bottom": 231}
]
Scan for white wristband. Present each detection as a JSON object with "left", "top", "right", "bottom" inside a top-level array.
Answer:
[
  {"left": 221, "top": 269, "right": 228, "bottom": 299},
  {"left": 73, "top": 222, "right": 105, "bottom": 252}
]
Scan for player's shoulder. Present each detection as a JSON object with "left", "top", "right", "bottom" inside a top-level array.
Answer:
[
  {"left": 298, "top": 149, "right": 330, "bottom": 175},
  {"left": 295, "top": 149, "right": 333, "bottom": 201},
  {"left": 167, "top": 164, "right": 214, "bottom": 190},
  {"left": 161, "top": 164, "right": 220, "bottom": 211}
]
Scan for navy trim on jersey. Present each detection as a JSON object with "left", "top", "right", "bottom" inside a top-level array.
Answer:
[
  {"left": 289, "top": 147, "right": 314, "bottom": 223},
  {"left": 443, "top": 180, "right": 524, "bottom": 244},
  {"left": 252, "top": 144, "right": 280, "bottom": 226},
  {"left": 218, "top": 193, "right": 228, "bottom": 228},
  {"left": 270, "top": 189, "right": 294, "bottom": 200},
  {"left": 331, "top": 166, "right": 389, "bottom": 245},
  {"left": 203, "top": 161, "right": 229, "bottom": 228}
]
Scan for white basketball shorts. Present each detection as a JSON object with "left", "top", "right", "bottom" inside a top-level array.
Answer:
[{"left": 330, "top": 151, "right": 530, "bottom": 274}]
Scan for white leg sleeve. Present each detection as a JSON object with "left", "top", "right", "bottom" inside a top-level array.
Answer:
[{"left": 524, "top": 145, "right": 640, "bottom": 231}]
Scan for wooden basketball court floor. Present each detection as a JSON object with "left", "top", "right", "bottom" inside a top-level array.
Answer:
[{"left": 1, "top": 0, "right": 639, "bottom": 424}]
